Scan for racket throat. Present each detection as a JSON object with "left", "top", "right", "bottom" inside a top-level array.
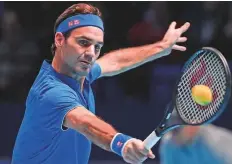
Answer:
[{"left": 156, "top": 112, "right": 184, "bottom": 136}]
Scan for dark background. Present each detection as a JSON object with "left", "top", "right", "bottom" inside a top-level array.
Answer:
[{"left": 1, "top": 1, "right": 232, "bottom": 163}]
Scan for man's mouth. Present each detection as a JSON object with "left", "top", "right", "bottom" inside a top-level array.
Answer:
[{"left": 80, "top": 60, "right": 91, "bottom": 67}]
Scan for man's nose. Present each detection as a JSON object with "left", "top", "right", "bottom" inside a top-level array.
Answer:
[{"left": 85, "top": 45, "right": 95, "bottom": 61}]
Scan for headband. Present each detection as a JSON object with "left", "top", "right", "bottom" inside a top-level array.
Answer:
[{"left": 56, "top": 14, "right": 104, "bottom": 33}]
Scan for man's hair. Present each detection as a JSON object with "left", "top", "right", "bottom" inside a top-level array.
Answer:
[{"left": 51, "top": 3, "right": 102, "bottom": 55}]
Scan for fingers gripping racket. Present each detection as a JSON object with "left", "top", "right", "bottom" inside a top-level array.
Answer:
[{"left": 144, "top": 47, "right": 231, "bottom": 149}]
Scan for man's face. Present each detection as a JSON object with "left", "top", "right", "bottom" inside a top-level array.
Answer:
[{"left": 57, "top": 26, "right": 104, "bottom": 77}]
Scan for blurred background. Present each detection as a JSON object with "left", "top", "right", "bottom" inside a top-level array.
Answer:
[{"left": 1, "top": 1, "right": 232, "bottom": 164}]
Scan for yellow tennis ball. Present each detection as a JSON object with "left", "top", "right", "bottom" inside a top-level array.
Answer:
[{"left": 191, "top": 85, "right": 213, "bottom": 106}]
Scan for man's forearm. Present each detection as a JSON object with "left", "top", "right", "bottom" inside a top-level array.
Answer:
[
  {"left": 97, "top": 40, "right": 171, "bottom": 76},
  {"left": 79, "top": 115, "right": 118, "bottom": 151},
  {"left": 65, "top": 108, "right": 118, "bottom": 152},
  {"left": 114, "top": 41, "right": 170, "bottom": 68}
]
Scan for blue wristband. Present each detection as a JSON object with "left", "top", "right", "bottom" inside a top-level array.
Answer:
[{"left": 110, "top": 133, "right": 133, "bottom": 157}]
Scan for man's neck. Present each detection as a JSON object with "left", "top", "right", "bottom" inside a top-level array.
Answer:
[{"left": 52, "top": 53, "right": 85, "bottom": 92}]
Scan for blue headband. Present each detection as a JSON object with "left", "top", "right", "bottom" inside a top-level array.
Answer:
[{"left": 56, "top": 14, "right": 104, "bottom": 33}]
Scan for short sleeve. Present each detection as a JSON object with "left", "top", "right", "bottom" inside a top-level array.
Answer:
[
  {"left": 39, "top": 85, "right": 83, "bottom": 131},
  {"left": 87, "top": 63, "right": 102, "bottom": 83}
]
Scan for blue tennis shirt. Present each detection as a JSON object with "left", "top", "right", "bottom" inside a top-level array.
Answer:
[{"left": 12, "top": 60, "right": 101, "bottom": 164}]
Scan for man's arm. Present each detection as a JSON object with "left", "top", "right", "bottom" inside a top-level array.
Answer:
[
  {"left": 64, "top": 106, "right": 155, "bottom": 163},
  {"left": 96, "top": 22, "right": 190, "bottom": 77},
  {"left": 42, "top": 85, "right": 153, "bottom": 163},
  {"left": 64, "top": 106, "right": 117, "bottom": 151}
]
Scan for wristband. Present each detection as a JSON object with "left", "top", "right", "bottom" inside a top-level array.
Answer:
[{"left": 110, "top": 133, "right": 133, "bottom": 157}]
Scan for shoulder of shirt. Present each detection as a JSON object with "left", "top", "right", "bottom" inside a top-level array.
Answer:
[{"left": 29, "top": 69, "right": 74, "bottom": 97}]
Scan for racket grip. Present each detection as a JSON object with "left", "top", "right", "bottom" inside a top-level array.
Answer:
[{"left": 143, "top": 131, "right": 161, "bottom": 150}]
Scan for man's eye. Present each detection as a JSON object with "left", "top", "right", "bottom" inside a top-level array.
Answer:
[
  {"left": 95, "top": 45, "right": 101, "bottom": 52},
  {"left": 78, "top": 40, "right": 89, "bottom": 47}
]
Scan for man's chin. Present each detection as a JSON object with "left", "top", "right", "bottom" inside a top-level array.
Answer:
[{"left": 75, "top": 68, "right": 90, "bottom": 77}]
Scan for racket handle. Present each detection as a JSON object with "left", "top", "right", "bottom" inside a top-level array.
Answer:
[{"left": 143, "top": 131, "right": 161, "bottom": 149}]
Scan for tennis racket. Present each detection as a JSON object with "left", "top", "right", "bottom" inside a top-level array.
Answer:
[{"left": 143, "top": 47, "right": 231, "bottom": 149}]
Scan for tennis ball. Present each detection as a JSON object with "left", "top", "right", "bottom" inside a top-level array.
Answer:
[{"left": 191, "top": 85, "right": 213, "bottom": 106}]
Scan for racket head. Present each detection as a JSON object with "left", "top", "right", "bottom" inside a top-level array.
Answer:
[{"left": 174, "top": 47, "right": 231, "bottom": 125}]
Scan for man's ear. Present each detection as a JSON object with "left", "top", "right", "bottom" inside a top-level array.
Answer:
[{"left": 55, "top": 32, "right": 65, "bottom": 47}]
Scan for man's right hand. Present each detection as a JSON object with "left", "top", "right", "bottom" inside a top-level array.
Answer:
[
  {"left": 161, "top": 21, "right": 190, "bottom": 57},
  {"left": 122, "top": 138, "right": 155, "bottom": 164}
]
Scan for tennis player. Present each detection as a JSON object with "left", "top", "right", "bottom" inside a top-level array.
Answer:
[
  {"left": 159, "top": 114, "right": 232, "bottom": 164},
  {"left": 12, "top": 3, "right": 190, "bottom": 164}
]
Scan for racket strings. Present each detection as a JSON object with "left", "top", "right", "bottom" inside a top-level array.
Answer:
[{"left": 177, "top": 51, "right": 227, "bottom": 124}]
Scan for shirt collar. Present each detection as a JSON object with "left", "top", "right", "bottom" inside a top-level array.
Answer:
[{"left": 42, "top": 60, "right": 82, "bottom": 89}]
